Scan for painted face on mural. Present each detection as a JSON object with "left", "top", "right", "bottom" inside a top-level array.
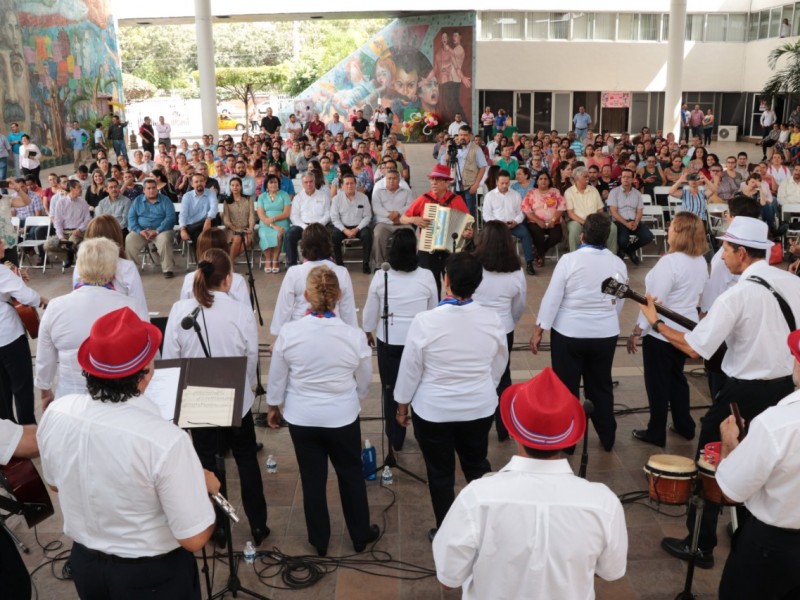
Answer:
[
  {"left": 0, "top": 11, "right": 29, "bottom": 128},
  {"left": 419, "top": 74, "right": 439, "bottom": 107},
  {"left": 394, "top": 68, "right": 418, "bottom": 103}
]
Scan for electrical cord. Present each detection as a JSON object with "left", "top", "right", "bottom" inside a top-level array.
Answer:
[{"left": 28, "top": 524, "right": 71, "bottom": 600}]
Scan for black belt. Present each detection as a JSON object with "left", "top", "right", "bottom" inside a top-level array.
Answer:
[
  {"left": 729, "top": 375, "right": 793, "bottom": 384},
  {"left": 74, "top": 542, "right": 183, "bottom": 564},
  {"left": 753, "top": 517, "right": 800, "bottom": 535}
]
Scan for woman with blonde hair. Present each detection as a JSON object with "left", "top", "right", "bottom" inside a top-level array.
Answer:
[
  {"left": 85, "top": 169, "right": 107, "bottom": 211},
  {"left": 628, "top": 212, "right": 709, "bottom": 446},
  {"left": 163, "top": 248, "right": 268, "bottom": 548},
  {"left": 267, "top": 265, "right": 378, "bottom": 557}
]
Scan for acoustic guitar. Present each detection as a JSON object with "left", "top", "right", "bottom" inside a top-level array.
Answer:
[
  {"left": 0, "top": 457, "right": 54, "bottom": 528},
  {"left": 601, "top": 277, "right": 726, "bottom": 374},
  {"left": 4, "top": 261, "right": 39, "bottom": 338}
]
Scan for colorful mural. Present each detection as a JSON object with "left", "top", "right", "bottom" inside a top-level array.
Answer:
[
  {"left": 0, "top": 0, "right": 124, "bottom": 164},
  {"left": 291, "top": 13, "right": 475, "bottom": 141}
]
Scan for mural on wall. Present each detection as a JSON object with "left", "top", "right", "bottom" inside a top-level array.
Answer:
[
  {"left": 0, "top": 0, "right": 123, "bottom": 163},
  {"left": 293, "top": 13, "right": 475, "bottom": 141}
]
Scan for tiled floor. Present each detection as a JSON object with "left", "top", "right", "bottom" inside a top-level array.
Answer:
[{"left": 9, "top": 140, "right": 760, "bottom": 599}]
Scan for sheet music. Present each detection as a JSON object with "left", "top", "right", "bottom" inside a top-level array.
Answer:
[
  {"left": 178, "top": 385, "right": 235, "bottom": 428},
  {"left": 145, "top": 368, "right": 181, "bottom": 422}
]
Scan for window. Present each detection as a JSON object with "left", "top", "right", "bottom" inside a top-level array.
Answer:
[
  {"left": 526, "top": 12, "right": 549, "bottom": 40},
  {"left": 728, "top": 14, "right": 748, "bottom": 42},
  {"left": 618, "top": 13, "right": 634, "bottom": 41},
  {"left": 794, "top": 3, "right": 800, "bottom": 36},
  {"left": 769, "top": 7, "right": 782, "bottom": 37},
  {"left": 706, "top": 14, "right": 727, "bottom": 42},
  {"left": 662, "top": 14, "right": 669, "bottom": 40},
  {"left": 782, "top": 5, "right": 794, "bottom": 37},
  {"left": 637, "top": 14, "right": 660, "bottom": 41},
  {"left": 758, "top": 10, "right": 769, "bottom": 39},
  {"left": 749, "top": 12, "right": 760, "bottom": 40},
  {"left": 686, "top": 14, "right": 704, "bottom": 41},
  {"left": 550, "top": 12, "right": 570, "bottom": 40},
  {"left": 480, "top": 11, "right": 503, "bottom": 40},
  {"left": 594, "top": 13, "right": 616, "bottom": 40},
  {"left": 502, "top": 12, "right": 524, "bottom": 39},
  {"left": 572, "top": 11, "right": 590, "bottom": 40},
  {"left": 480, "top": 11, "right": 523, "bottom": 40}
]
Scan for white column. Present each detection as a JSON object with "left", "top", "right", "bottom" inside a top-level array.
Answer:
[
  {"left": 663, "top": 0, "right": 687, "bottom": 139},
  {"left": 194, "top": 0, "right": 218, "bottom": 139}
]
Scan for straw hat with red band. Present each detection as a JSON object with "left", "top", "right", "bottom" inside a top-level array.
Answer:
[
  {"left": 428, "top": 164, "right": 454, "bottom": 181},
  {"left": 78, "top": 307, "right": 162, "bottom": 379},
  {"left": 788, "top": 329, "right": 800, "bottom": 362},
  {"left": 500, "top": 367, "right": 586, "bottom": 450}
]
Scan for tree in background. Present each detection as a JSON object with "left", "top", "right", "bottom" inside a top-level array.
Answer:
[
  {"left": 208, "top": 66, "right": 289, "bottom": 116},
  {"left": 763, "top": 40, "right": 800, "bottom": 102},
  {"left": 123, "top": 73, "right": 158, "bottom": 102}
]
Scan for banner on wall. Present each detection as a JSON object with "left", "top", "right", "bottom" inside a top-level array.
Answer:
[{"left": 601, "top": 92, "right": 632, "bottom": 109}]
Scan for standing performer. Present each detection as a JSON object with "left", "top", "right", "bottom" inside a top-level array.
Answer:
[
  {"left": 531, "top": 213, "right": 627, "bottom": 451},
  {"left": 639, "top": 216, "right": 800, "bottom": 568},
  {"left": 163, "top": 249, "right": 269, "bottom": 548}
]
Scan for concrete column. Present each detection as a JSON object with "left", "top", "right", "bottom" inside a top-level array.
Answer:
[
  {"left": 663, "top": 0, "right": 687, "bottom": 140},
  {"left": 194, "top": 0, "right": 218, "bottom": 138}
]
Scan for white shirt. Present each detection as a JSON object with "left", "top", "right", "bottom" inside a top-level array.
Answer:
[
  {"left": 19, "top": 143, "right": 40, "bottom": 170},
  {"left": 267, "top": 316, "right": 371, "bottom": 427},
  {"left": 394, "top": 302, "right": 507, "bottom": 422},
  {"left": 0, "top": 418, "right": 22, "bottom": 465},
  {"left": 35, "top": 287, "right": 136, "bottom": 398},
  {"left": 537, "top": 247, "right": 627, "bottom": 338},
  {"left": 330, "top": 190, "right": 372, "bottom": 231},
  {"left": 433, "top": 456, "right": 628, "bottom": 600},
  {"left": 701, "top": 247, "right": 737, "bottom": 313},
  {"left": 636, "top": 253, "right": 708, "bottom": 341},
  {"left": 481, "top": 188, "right": 524, "bottom": 224},
  {"left": 717, "top": 390, "right": 800, "bottom": 529},
  {"left": 270, "top": 259, "right": 357, "bottom": 335},
  {"left": 38, "top": 393, "right": 215, "bottom": 558},
  {"left": 163, "top": 293, "right": 258, "bottom": 415},
  {"left": 155, "top": 122, "right": 172, "bottom": 139},
  {"left": 448, "top": 120, "right": 465, "bottom": 136},
  {"left": 180, "top": 271, "right": 250, "bottom": 307},
  {"left": 372, "top": 176, "right": 411, "bottom": 193},
  {"left": 778, "top": 177, "right": 800, "bottom": 205},
  {"left": 289, "top": 189, "right": 331, "bottom": 228},
  {"left": 362, "top": 268, "right": 438, "bottom": 344},
  {"left": 372, "top": 187, "right": 413, "bottom": 224},
  {"left": 0, "top": 263, "right": 39, "bottom": 346},
  {"left": 73, "top": 257, "right": 149, "bottom": 321},
  {"left": 473, "top": 269, "right": 526, "bottom": 334},
  {"left": 768, "top": 165, "right": 791, "bottom": 188},
  {"left": 685, "top": 260, "right": 800, "bottom": 380}
]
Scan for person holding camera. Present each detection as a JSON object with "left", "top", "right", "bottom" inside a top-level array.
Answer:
[
  {"left": 438, "top": 125, "right": 487, "bottom": 217},
  {"left": 669, "top": 171, "right": 717, "bottom": 221}
]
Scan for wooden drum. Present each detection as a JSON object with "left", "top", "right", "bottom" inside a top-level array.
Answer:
[
  {"left": 644, "top": 454, "right": 697, "bottom": 505},
  {"left": 697, "top": 456, "right": 740, "bottom": 506}
]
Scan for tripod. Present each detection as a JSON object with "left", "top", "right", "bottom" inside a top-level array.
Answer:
[
  {"left": 675, "top": 484, "right": 705, "bottom": 600},
  {"left": 183, "top": 310, "right": 270, "bottom": 600},
  {"left": 373, "top": 264, "right": 426, "bottom": 484},
  {"left": 578, "top": 400, "right": 594, "bottom": 479}
]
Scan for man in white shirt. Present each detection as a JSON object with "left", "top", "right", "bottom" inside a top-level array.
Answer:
[
  {"left": 326, "top": 113, "right": 345, "bottom": 137},
  {"left": 155, "top": 116, "right": 171, "bottom": 149},
  {"left": 778, "top": 164, "right": 800, "bottom": 205},
  {"left": 283, "top": 113, "right": 302, "bottom": 140},
  {"left": 639, "top": 216, "right": 800, "bottom": 568},
  {"left": 715, "top": 329, "right": 800, "bottom": 599},
  {"left": 433, "top": 368, "right": 627, "bottom": 600},
  {"left": 760, "top": 106, "right": 777, "bottom": 138},
  {"left": 565, "top": 167, "right": 618, "bottom": 252},
  {"left": 285, "top": 173, "right": 331, "bottom": 266},
  {"left": 447, "top": 113, "right": 466, "bottom": 137},
  {"left": 370, "top": 170, "right": 413, "bottom": 269},
  {"left": 481, "top": 170, "right": 535, "bottom": 274},
  {"left": 331, "top": 173, "right": 373, "bottom": 273}
]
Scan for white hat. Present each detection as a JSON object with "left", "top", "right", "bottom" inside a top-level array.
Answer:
[{"left": 716, "top": 216, "right": 774, "bottom": 250}]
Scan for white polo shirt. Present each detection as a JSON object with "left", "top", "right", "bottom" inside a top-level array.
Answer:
[
  {"left": 481, "top": 188, "right": 524, "bottom": 224},
  {"left": 473, "top": 269, "right": 527, "bottom": 334}
]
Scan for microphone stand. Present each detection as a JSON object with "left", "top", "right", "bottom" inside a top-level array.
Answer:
[
  {"left": 578, "top": 400, "right": 594, "bottom": 479},
  {"left": 451, "top": 232, "right": 458, "bottom": 253},
  {"left": 185, "top": 311, "right": 270, "bottom": 600},
  {"left": 373, "top": 264, "right": 426, "bottom": 484}
]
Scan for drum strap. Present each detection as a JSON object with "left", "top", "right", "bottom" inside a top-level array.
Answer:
[{"left": 747, "top": 276, "right": 797, "bottom": 331}]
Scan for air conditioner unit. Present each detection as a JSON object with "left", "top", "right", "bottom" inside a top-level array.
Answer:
[{"left": 717, "top": 125, "right": 738, "bottom": 141}]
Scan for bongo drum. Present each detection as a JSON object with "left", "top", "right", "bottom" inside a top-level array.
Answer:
[
  {"left": 697, "top": 456, "right": 739, "bottom": 506},
  {"left": 643, "top": 454, "right": 696, "bottom": 505}
]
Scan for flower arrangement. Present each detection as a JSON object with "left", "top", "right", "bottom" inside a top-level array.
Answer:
[{"left": 400, "top": 111, "right": 441, "bottom": 141}]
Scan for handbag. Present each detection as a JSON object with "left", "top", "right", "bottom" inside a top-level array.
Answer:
[{"left": 769, "top": 243, "right": 783, "bottom": 265}]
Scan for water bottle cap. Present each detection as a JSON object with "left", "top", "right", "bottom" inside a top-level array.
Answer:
[{"left": 365, "top": 439, "right": 372, "bottom": 448}]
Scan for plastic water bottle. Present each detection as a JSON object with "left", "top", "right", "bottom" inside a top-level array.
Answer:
[
  {"left": 265, "top": 454, "right": 277, "bottom": 474},
  {"left": 381, "top": 465, "right": 394, "bottom": 486},
  {"left": 243, "top": 541, "right": 256, "bottom": 565},
  {"left": 361, "top": 439, "right": 377, "bottom": 481}
]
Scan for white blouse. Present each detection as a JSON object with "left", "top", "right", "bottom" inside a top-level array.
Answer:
[
  {"left": 73, "top": 257, "right": 149, "bottom": 321},
  {"left": 473, "top": 268, "right": 527, "bottom": 334},
  {"left": 362, "top": 268, "right": 438, "bottom": 345},
  {"left": 0, "top": 263, "right": 40, "bottom": 346},
  {"left": 180, "top": 271, "right": 250, "bottom": 308}
]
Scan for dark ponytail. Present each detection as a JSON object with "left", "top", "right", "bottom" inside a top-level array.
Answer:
[{"left": 193, "top": 248, "right": 232, "bottom": 308}]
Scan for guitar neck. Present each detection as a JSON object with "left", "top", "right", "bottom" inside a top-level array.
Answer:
[{"left": 624, "top": 289, "right": 698, "bottom": 331}]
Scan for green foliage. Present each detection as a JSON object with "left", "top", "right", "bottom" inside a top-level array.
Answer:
[
  {"left": 122, "top": 73, "right": 158, "bottom": 102},
  {"left": 763, "top": 40, "right": 800, "bottom": 102},
  {"left": 213, "top": 66, "right": 289, "bottom": 113}
]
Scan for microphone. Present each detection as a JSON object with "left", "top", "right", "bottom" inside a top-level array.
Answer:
[
  {"left": 583, "top": 399, "right": 594, "bottom": 417},
  {"left": 380, "top": 262, "right": 390, "bottom": 272},
  {"left": 181, "top": 306, "right": 201, "bottom": 330},
  {"left": 451, "top": 232, "right": 458, "bottom": 240}
]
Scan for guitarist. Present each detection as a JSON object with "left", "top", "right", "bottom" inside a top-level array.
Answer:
[
  {"left": 638, "top": 216, "right": 800, "bottom": 570},
  {"left": 0, "top": 239, "right": 46, "bottom": 424},
  {"left": 0, "top": 419, "right": 37, "bottom": 600}
]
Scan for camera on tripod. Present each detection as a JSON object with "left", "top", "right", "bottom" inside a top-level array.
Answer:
[{"left": 447, "top": 140, "right": 459, "bottom": 163}]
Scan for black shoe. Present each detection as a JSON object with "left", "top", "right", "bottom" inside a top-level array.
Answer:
[
  {"left": 251, "top": 526, "right": 270, "bottom": 547},
  {"left": 526, "top": 261, "right": 535, "bottom": 275},
  {"left": 627, "top": 249, "right": 641, "bottom": 265},
  {"left": 362, "top": 264, "right": 371, "bottom": 274},
  {"left": 427, "top": 528, "right": 438, "bottom": 543},
  {"left": 62, "top": 559, "right": 73, "bottom": 580},
  {"left": 255, "top": 442, "right": 264, "bottom": 451},
  {"left": 632, "top": 429, "right": 665, "bottom": 447},
  {"left": 669, "top": 424, "right": 695, "bottom": 440},
  {"left": 497, "top": 429, "right": 509, "bottom": 442},
  {"left": 163, "top": 271, "right": 174, "bottom": 279},
  {"left": 314, "top": 544, "right": 328, "bottom": 557},
  {"left": 661, "top": 537, "right": 714, "bottom": 569},
  {"left": 353, "top": 524, "right": 380, "bottom": 552},
  {"left": 213, "top": 524, "right": 227, "bottom": 548}
]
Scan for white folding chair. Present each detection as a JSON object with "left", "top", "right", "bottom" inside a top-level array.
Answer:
[
  {"left": 707, "top": 204, "right": 729, "bottom": 237},
  {"left": 782, "top": 203, "right": 800, "bottom": 248},
  {"left": 16, "top": 216, "right": 50, "bottom": 273},
  {"left": 641, "top": 194, "right": 653, "bottom": 205},
  {"left": 640, "top": 206, "right": 667, "bottom": 259}
]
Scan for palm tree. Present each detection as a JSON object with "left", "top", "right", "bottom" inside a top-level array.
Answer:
[{"left": 763, "top": 40, "right": 800, "bottom": 101}]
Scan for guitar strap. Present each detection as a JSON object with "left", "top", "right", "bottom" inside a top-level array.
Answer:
[
  {"left": 0, "top": 494, "right": 23, "bottom": 515},
  {"left": 747, "top": 275, "right": 797, "bottom": 331},
  {"left": 424, "top": 192, "right": 455, "bottom": 207}
]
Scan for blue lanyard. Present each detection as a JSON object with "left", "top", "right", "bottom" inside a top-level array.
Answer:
[
  {"left": 306, "top": 310, "right": 336, "bottom": 318},
  {"left": 578, "top": 243, "right": 605, "bottom": 251},
  {"left": 73, "top": 281, "right": 115, "bottom": 291},
  {"left": 438, "top": 296, "right": 473, "bottom": 307}
]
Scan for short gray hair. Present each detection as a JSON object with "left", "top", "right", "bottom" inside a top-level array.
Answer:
[
  {"left": 572, "top": 166, "right": 587, "bottom": 180},
  {"left": 76, "top": 238, "right": 118, "bottom": 286}
]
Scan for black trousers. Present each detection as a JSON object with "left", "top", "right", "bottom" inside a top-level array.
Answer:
[
  {"left": 550, "top": 329, "right": 618, "bottom": 451},
  {"left": 331, "top": 226, "right": 373, "bottom": 269},
  {"left": 190, "top": 411, "right": 267, "bottom": 533},
  {"left": 285, "top": 225, "right": 303, "bottom": 266},
  {"left": 288, "top": 418, "right": 372, "bottom": 549},
  {"left": 494, "top": 331, "right": 514, "bottom": 438},
  {"left": 70, "top": 542, "right": 200, "bottom": 600},
  {"left": 0, "top": 526, "right": 30, "bottom": 600},
  {"left": 377, "top": 340, "right": 406, "bottom": 451},
  {"left": 719, "top": 516, "right": 800, "bottom": 600},
  {"left": 526, "top": 222, "right": 563, "bottom": 260},
  {"left": 642, "top": 335, "right": 695, "bottom": 444},
  {"left": 183, "top": 220, "right": 206, "bottom": 250},
  {"left": 417, "top": 250, "right": 448, "bottom": 298},
  {"left": 688, "top": 375, "right": 794, "bottom": 551},
  {"left": 0, "top": 334, "right": 35, "bottom": 424},
  {"left": 412, "top": 412, "right": 493, "bottom": 528}
]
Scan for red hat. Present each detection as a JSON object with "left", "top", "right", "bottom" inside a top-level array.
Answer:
[
  {"left": 78, "top": 307, "right": 162, "bottom": 379},
  {"left": 428, "top": 164, "right": 453, "bottom": 180},
  {"left": 788, "top": 329, "right": 800, "bottom": 362},
  {"left": 500, "top": 367, "right": 586, "bottom": 450}
]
